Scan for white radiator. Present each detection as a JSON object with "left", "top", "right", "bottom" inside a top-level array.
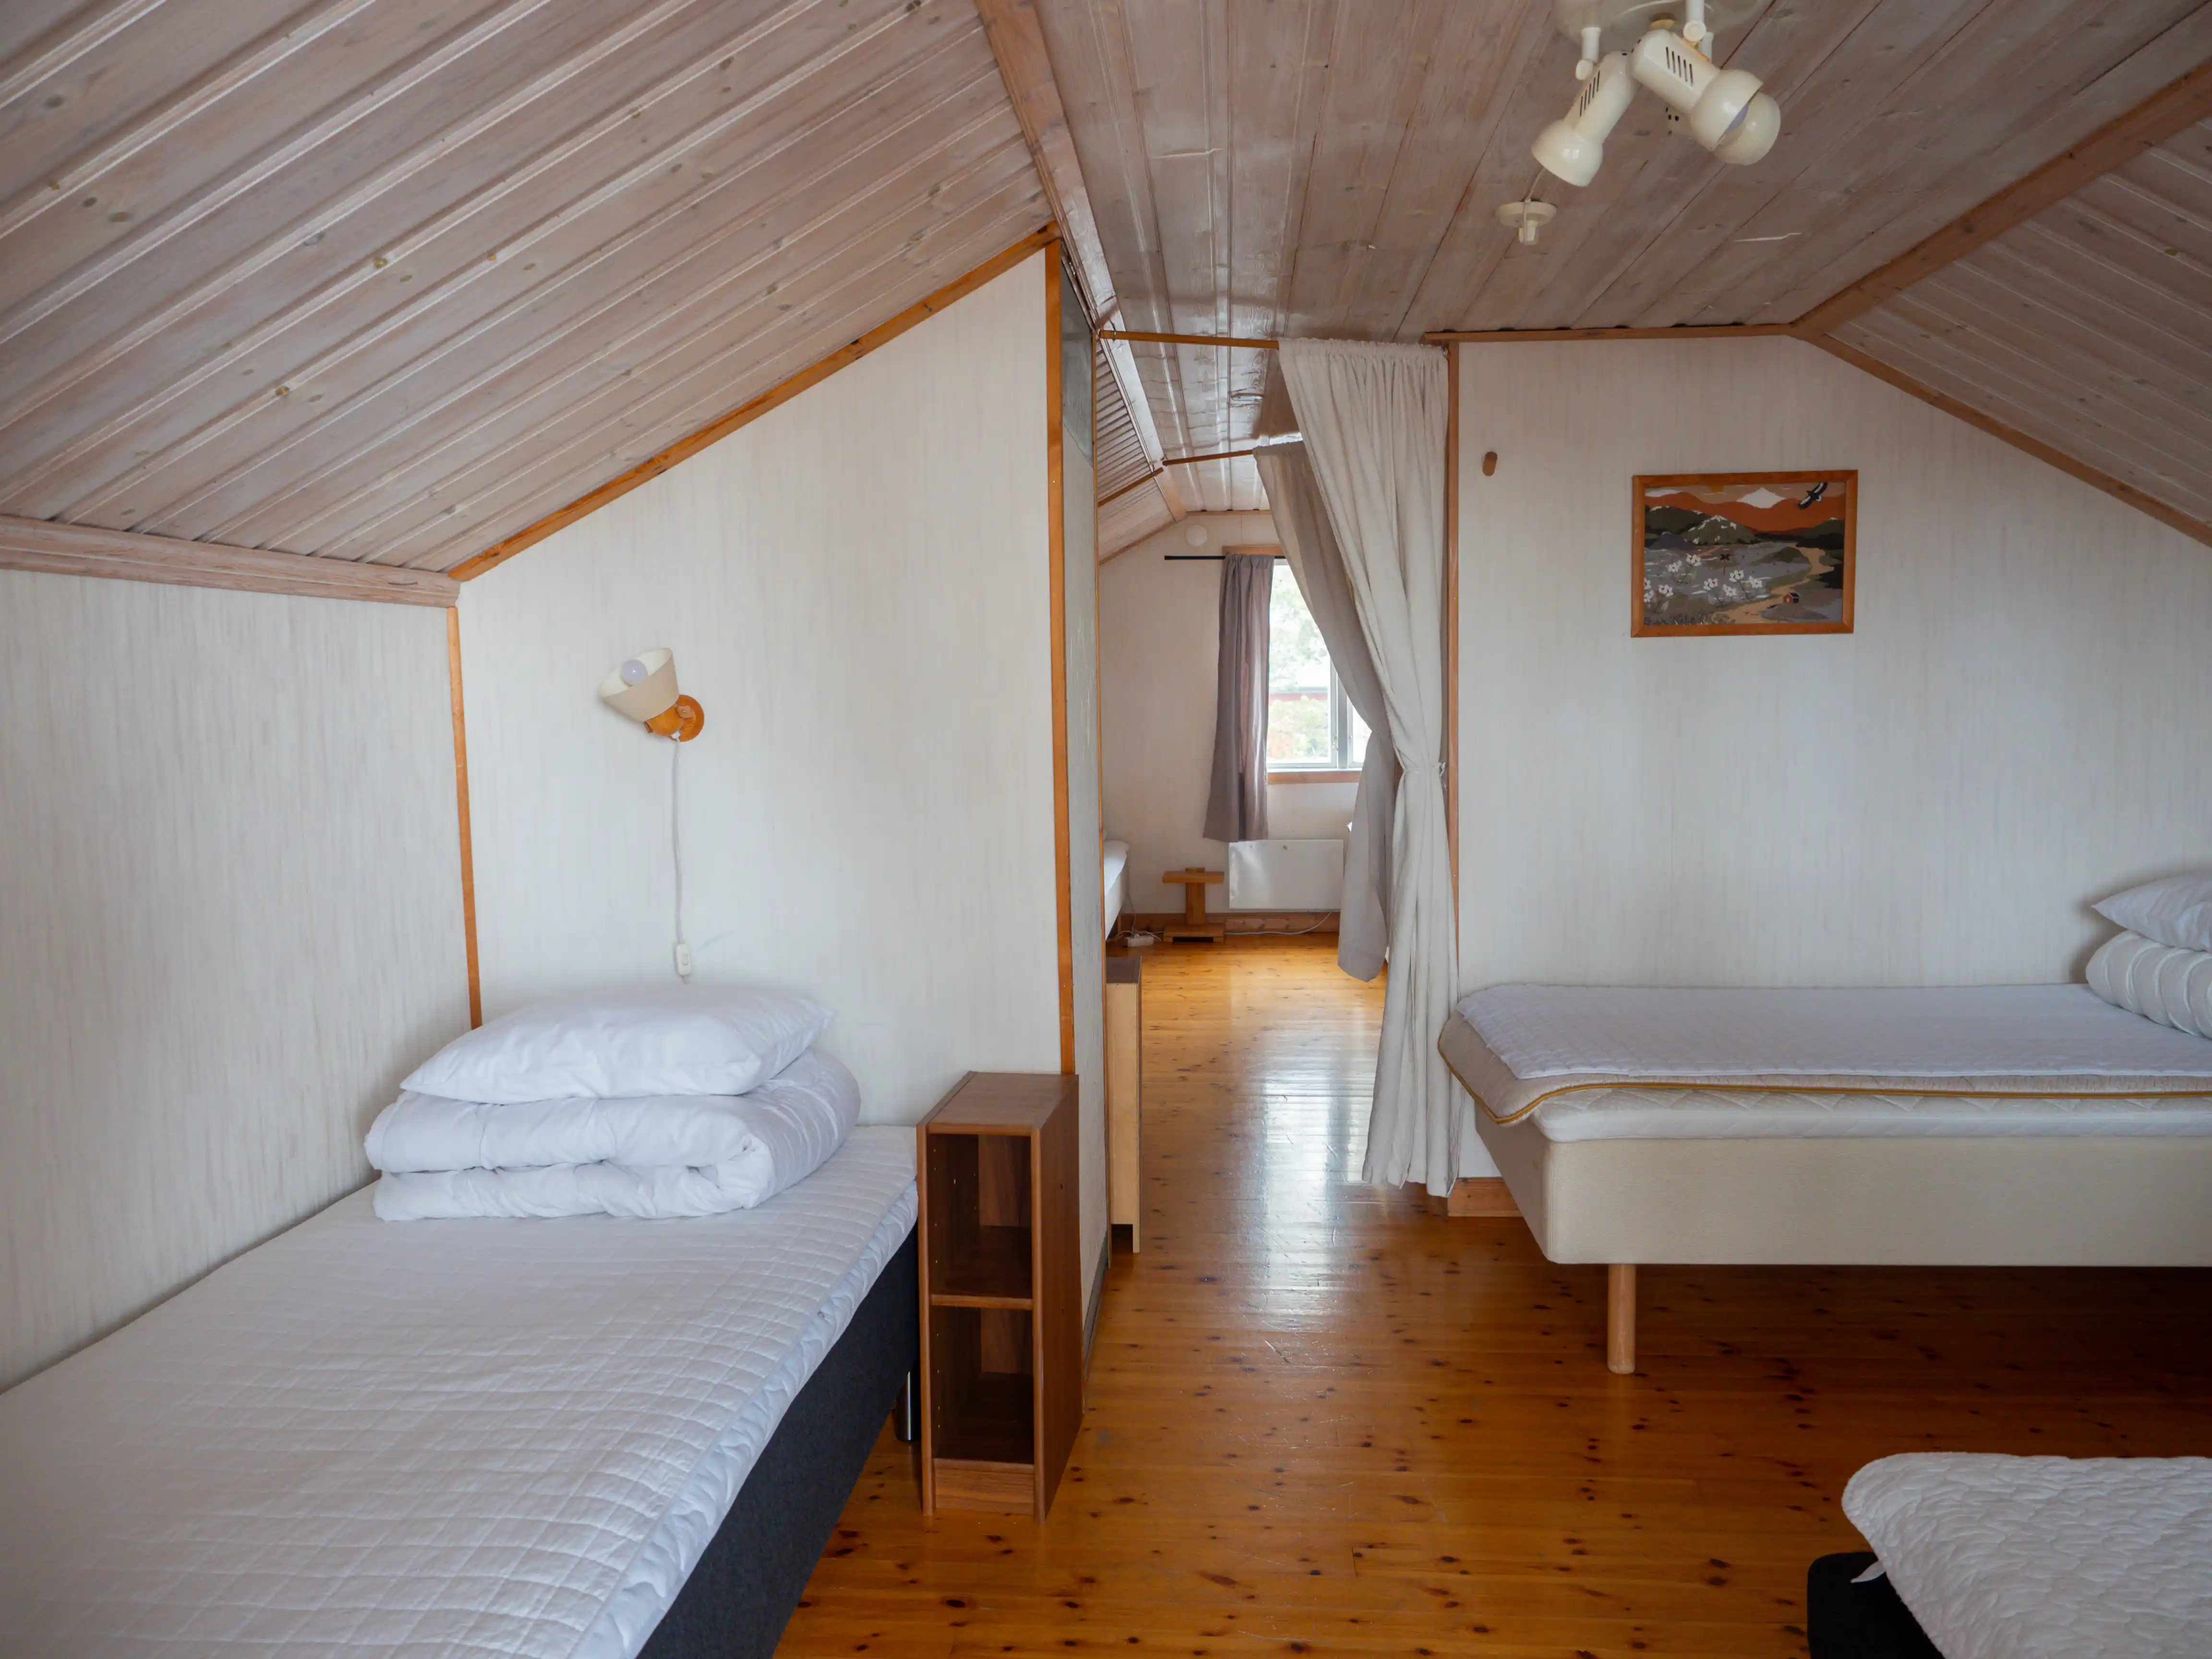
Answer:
[{"left": 1226, "top": 839, "right": 1344, "bottom": 911}]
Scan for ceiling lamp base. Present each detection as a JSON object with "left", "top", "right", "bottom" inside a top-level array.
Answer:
[
  {"left": 1550, "top": 0, "right": 1764, "bottom": 55},
  {"left": 1496, "top": 200, "right": 1560, "bottom": 245}
]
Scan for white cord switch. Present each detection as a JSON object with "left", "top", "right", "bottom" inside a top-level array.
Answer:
[{"left": 673, "top": 940, "right": 694, "bottom": 980}]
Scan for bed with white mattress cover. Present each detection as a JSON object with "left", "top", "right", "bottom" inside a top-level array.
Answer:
[
  {"left": 0, "top": 1126, "right": 916, "bottom": 1659},
  {"left": 1438, "top": 985, "right": 2212, "bottom": 1368},
  {"left": 1842, "top": 1453, "right": 2212, "bottom": 1659},
  {"left": 1103, "top": 839, "right": 1130, "bottom": 934}
]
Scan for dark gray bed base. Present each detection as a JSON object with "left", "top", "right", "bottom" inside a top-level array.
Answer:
[{"left": 640, "top": 1228, "right": 918, "bottom": 1659}]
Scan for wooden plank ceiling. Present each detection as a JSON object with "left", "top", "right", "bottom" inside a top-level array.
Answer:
[
  {"left": 8, "top": 0, "right": 2211, "bottom": 571},
  {"left": 1828, "top": 116, "right": 2212, "bottom": 533},
  {"left": 1034, "top": 0, "right": 2212, "bottom": 518},
  {"left": 0, "top": 0, "right": 1048, "bottom": 573}
]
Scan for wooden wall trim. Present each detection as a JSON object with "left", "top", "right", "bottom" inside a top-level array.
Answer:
[
  {"left": 1794, "top": 60, "right": 2212, "bottom": 337},
  {"left": 0, "top": 514, "right": 458, "bottom": 606},
  {"left": 445, "top": 608, "right": 483, "bottom": 1029},
  {"left": 1422, "top": 324, "right": 1793, "bottom": 344},
  {"left": 1046, "top": 250, "right": 1076, "bottom": 1075},
  {"left": 1443, "top": 342, "right": 1459, "bottom": 917},
  {"left": 1100, "top": 329, "right": 1279, "bottom": 349},
  {"left": 1811, "top": 336, "right": 2212, "bottom": 548},
  {"left": 451, "top": 228, "right": 1059, "bottom": 583}
]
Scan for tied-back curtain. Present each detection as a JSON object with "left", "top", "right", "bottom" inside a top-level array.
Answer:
[
  {"left": 1277, "top": 338, "right": 1468, "bottom": 1195},
  {"left": 1255, "top": 442, "right": 1395, "bottom": 982},
  {"left": 1202, "top": 551, "right": 1273, "bottom": 844}
]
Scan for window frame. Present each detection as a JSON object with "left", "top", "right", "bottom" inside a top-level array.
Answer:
[{"left": 1263, "top": 560, "right": 1365, "bottom": 782}]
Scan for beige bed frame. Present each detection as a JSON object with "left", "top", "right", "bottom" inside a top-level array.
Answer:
[{"left": 1475, "top": 1110, "right": 2212, "bottom": 1374}]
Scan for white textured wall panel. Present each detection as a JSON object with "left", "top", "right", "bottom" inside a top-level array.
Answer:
[
  {"left": 1061, "top": 268, "right": 1108, "bottom": 1302},
  {"left": 0, "top": 574, "right": 468, "bottom": 1388},
  {"left": 461, "top": 255, "right": 1062, "bottom": 1137},
  {"left": 1455, "top": 337, "right": 2212, "bottom": 1003}
]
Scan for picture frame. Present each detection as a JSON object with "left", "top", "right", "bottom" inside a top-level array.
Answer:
[{"left": 1632, "top": 470, "right": 1856, "bottom": 637}]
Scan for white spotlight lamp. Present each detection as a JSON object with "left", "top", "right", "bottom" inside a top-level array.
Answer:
[
  {"left": 1532, "top": 50, "right": 1634, "bottom": 189},
  {"left": 597, "top": 647, "right": 704, "bottom": 741},
  {"left": 1630, "top": 27, "right": 1779, "bottom": 167}
]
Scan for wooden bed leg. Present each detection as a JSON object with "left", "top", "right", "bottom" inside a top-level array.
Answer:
[{"left": 1607, "top": 1264, "right": 1636, "bottom": 1375}]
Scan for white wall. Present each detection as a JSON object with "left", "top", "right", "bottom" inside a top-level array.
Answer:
[
  {"left": 459, "top": 254, "right": 1111, "bottom": 1293},
  {"left": 1101, "top": 513, "right": 1357, "bottom": 914},
  {"left": 0, "top": 573, "right": 469, "bottom": 1388},
  {"left": 1060, "top": 265, "right": 1106, "bottom": 1296},
  {"left": 1455, "top": 336, "right": 2212, "bottom": 1002}
]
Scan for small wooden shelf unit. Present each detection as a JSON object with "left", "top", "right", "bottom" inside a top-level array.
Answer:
[{"left": 917, "top": 1072, "right": 1081, "bottom": 1518}]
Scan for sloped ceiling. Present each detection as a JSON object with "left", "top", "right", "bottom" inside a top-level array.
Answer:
[
  {"left": 1034, "top": 0, "right": 2212, "bottom": 518},
  {"left": 0, "top": 0, "right": 1048, "bottom": 573},
  {"left": 6, "top": 0, "right": 2210, "bottom": 574},
  {"left": 1829, "top": 117, "right": 2212, "bottom": 533}
]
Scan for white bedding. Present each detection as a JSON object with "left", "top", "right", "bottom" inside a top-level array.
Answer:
[
  {"left": 1104, "top": 838, "right": 1130, "bottom": 933},
  {"left": 1460, "top": 983, "right": 2212, "bottom": 1081},
  {"left": 0, "top": 1127, "right": 917, "bottom": 1659},
  {"left": 1530, "top": 1085, "right": 2212, "bottom": 1141},
  {"left": 1844, "top": 1453, "right": 2212, "bottom": 1659},
  {"left": 2090, "top": 932, "right": 2212, "bottom": 1039},
  {"left": 370, "top": 1049, "right": 860, "bottom": 1220}
]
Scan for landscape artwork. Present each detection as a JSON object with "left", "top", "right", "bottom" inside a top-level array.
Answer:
[{"left": 1633, "top": 471, "right": 1855, "bottom": 637}]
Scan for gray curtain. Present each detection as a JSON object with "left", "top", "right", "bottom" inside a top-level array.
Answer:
[
  {"left": 1255, "top": 442, "right": 1395, "bottom": 981},
  {"left": 1202, "top": 551, "right": 1273, "bottom": 844}
]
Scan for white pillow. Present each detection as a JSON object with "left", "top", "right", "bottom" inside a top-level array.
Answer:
[
  {"left": 2093, "top": 872, "right": 2212, "bottom": 954},
  {"left": 403, "top": 986, "right": 832, "bottom": 1103},
  {"left": 2086, "top": 932, "right": 2212, "bottom": 1041}
]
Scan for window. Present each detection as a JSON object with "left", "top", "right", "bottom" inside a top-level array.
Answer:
[{"left": 1266, "top": 562, "right": 1368, "bottom": 774}]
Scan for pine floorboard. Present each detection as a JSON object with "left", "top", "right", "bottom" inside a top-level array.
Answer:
[{"left": 777, "top": 937, "right": 2212, "bottom": 1657}]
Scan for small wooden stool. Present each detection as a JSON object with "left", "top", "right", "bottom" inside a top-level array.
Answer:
[{"left": 1161, "top": 868, "right": 1225, "bottom": 941}]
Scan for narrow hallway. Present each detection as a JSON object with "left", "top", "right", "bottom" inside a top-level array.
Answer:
[{"left": 780, "top": 937, "right": 2212, "bottom": 1658}]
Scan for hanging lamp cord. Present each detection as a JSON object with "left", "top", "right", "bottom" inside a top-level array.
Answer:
[{"left": 670, "top": 736, "right": 692, "bottom": 982}]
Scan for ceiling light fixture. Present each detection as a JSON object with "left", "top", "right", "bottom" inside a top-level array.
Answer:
[{"left": 1531, "top": 0, "right": 1779, "bottom": 189}]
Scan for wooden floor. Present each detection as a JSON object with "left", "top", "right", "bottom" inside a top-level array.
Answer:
[{"left": 779, "top": 937, "right": 2212, "bottom": 1657}]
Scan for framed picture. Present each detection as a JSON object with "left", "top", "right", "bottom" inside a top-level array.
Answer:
[{"left": 1632, "top": 471, "right": 1855, "bottom": 637}]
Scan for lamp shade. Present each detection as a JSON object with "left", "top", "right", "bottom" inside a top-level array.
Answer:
[{"left": 598, "top": 648, "right": 681, "bottom": 722}]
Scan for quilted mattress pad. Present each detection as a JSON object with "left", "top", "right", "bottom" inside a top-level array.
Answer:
[
  {"left": 0, "top": 1125, "right": 917, "bottom": 1659},
  {"left": 1845, "top": 1453, "right": 2212, "bottom": 1659}
]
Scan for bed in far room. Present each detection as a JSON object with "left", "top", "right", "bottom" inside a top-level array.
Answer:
[{"left": 1103, "top": 837, "right": 1130, "bottom": 936}]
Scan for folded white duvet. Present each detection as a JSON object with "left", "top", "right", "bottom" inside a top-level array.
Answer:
[{"left": 370, "top": 1049, "right": 858, "bottom": 1221}]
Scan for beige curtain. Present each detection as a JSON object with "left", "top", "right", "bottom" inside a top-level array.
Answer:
[
  {"left": 1278, "top": 338, "right": 1480, "bottom": 1194},
  {"left": 1255, "top": 442, "right": 1395, "bottom": 981},
  {"left": 1202, "top": 551, "right": 1273, "bottom": 844}
]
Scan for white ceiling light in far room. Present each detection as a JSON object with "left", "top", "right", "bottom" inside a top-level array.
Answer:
[{"left": 1530, "top": 0, "right": 1779, "bottom": 190}]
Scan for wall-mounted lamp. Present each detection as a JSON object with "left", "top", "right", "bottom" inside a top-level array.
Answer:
[{"left": 597, "top": 647, "right": 704, "bottom": 741}]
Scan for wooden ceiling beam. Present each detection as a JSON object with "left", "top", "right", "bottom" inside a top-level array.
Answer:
[
  {"left": 1793, "top": 58, "right": 2212, "bottom": 337},
  {"left": 0, "top": 515, "right": 459, "bottom": 605},
  {"left": 1810, "top": 335, "right": 2212, "bottom": 548},
  {"left": 1420, "top": 324, "right": 1794, "bottom": 344},
  {"left": 1101, "top": 330, "right": 1280, "bottom": 349},
  {"left": 974, "top": 0, "right": 1169, "bottom": 486}
]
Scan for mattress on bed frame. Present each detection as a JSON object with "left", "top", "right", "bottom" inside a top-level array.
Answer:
[
  {"left": 1837, "top": 1454, "right": 2212, "bottom": 1659},
  {"left": 0, "top": 1127, "right": 918, "bottom": 1659},
  {"left": 1440, "top": 991, "right": 2212, "bottom": 1267}
]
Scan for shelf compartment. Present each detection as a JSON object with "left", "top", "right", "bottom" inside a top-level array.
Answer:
[
  {"left": 928, "top": 1302, "right": 1035, "bottom": 1501},
  {"left": 926, "top": 1131, "right": 1033, "bottom": 1305}
]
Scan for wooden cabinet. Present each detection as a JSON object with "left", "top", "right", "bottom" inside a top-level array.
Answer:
[
  {"left": 917, "top": 1072, "right": 1081, "bottom": 1519},
  {"left": 1104, "top": 956, "right": 1141, "bottom": 1251}
]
